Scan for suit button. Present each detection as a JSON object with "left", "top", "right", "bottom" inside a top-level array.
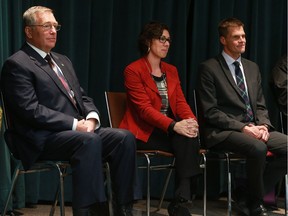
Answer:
[{"left": 243, "top": 109, "right": 247, "bottom": 113}]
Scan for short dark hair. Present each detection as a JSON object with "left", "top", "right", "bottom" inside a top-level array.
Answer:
[
  {"left": 138, "top": 21, "right": 170, "bottom": 56},
  {"left": 218, "top": 18, "right": 244, "bottom": 37}
]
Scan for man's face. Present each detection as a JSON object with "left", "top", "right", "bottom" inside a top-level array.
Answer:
[
  {"left": 220, "top": 26, "right": 246, "bottom": 59},
  {"left": 25, "top": 11, "right": 58, "bottom": 53}
]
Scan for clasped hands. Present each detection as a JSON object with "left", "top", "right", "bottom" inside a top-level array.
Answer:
[
  {"left": 242, "top": 123, "right": 270, "bottom": 142},
  {"left": 76, "top": 119, "right": 97, "bottom": 132},
  {"left": 173, "top": 118, "right": 199, "bottom": 138}
]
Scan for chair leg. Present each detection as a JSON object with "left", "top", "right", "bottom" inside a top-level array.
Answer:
[
  {"left": 49, "top": 183, "right": 60, "bottom": 216},
  {"left": 225, "top": 153, "right": 232, "bottom": 216},
  {"left": 200, "top": 153, "right": 207, "bottom": 216},
  {"left": 157, "top": 158, "right": 175, "bottom": 211},
  {"left": 2, "top": 164, "right": 21, "bottom": 216},
  {"left": 285, "top": 174, "right": 287, "bottom": 215},
  {"left": 200, "top": 152, "right": 207, "bottom": 216},
  {"left": 55, "top": 164, "right": 66, "bottom": 216},
  {"left": 143, "top": 154, "right": 151, "bottom": 216}
]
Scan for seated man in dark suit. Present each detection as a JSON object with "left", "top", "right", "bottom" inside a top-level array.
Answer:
[
  {"left": 197, "top": 17, "right": 287, "bottom": 216},
  {"left": 1, "top": 6, "right": 137, "bottom": 216}
]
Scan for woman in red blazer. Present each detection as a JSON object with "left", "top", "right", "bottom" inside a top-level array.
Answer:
[{"left": 120, "top": 22, "right": 201, "bottom": 216}]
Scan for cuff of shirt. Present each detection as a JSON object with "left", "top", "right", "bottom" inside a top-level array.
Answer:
[{"left": 86, "top": 111, "right": 101, "bottom": 130}]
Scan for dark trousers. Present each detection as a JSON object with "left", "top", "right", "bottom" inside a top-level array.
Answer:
[
  {"left": 39, "top": 127, "right": 137, "bottom": 209},
  {"left": 211, "top": 130, "right": 287, "bottom": 205},
  {"left": 137, "top": 128, "right": 201, "bottom": 200}
]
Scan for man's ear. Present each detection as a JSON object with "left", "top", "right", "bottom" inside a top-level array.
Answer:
[
  {"left": 25, "top": 26, "right": 33, "bottom": 39},
  {"left": 220, "top": 36, "right": 226, "bottom": 45}
]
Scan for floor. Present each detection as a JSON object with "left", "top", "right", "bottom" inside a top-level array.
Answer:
[{"left": 8, "top": 197, "right": 286, "bottom": 216}]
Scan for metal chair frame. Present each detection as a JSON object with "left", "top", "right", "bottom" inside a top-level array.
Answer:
[
  {"left": 194, "top": 90, "right": 288, "bottom": 216},
  {"left": 1, "top": 92, "right": 113, "bottom": 216},
  {"left": 104, "top": 91, "right": 175, "bottom": 216},
  {"left": 0, "top": 92, "right": 70, "bottom": 216},
  {"left": 193, "top": 90, "right": 247, "bottom": 216}
]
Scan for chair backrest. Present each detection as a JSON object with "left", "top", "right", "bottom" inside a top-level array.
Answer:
[
  {"left": 193, "top": 90, "right": 207, "bottom": 147},
  {"left": 1, "top": 91, "right": 12, "bottom": 130},
  {"left": 0, "top": 91, "right": 20, "bottom": 158},
  {"left": 105, "top": 92, "right": 127, "bottom": 128}
]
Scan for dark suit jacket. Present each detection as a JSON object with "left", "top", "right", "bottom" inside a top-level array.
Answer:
[
  {"left": 1, "top": 43, "right": 99, "bottom": 169},
  {"left": 119, "top": 57, "right": 196, "bottom": 142},
  {"left": 197, "top": 54, "right": 272, "bottom": 148}
]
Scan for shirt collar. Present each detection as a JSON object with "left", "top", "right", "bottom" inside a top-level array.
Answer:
[
  {"left": 26, "top": 42, "right": 49, "bottom": 59},
  {"left": 222, "top": 51, "right": 241, "bottom": 66}
]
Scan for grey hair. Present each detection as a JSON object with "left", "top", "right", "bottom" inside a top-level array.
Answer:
[{"left": 23, "top": 6, "right": 53, "bottom": 26}]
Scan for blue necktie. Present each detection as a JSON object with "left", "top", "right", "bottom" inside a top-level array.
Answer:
[{"left": 233, "top": 61, "right": 254, "bottom": 122}]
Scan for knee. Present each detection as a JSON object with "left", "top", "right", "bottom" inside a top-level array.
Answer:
[
  {"left": 119, "top": 129, "right": 136, "bottom": 152},
  {"left": 249, "top": 142, "right": 267, "bottom": 158},
  {"left": 82, "top": 133, "right": 102, "bottom": 155}
]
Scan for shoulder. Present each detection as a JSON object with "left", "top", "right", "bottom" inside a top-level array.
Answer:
[
  {"left": 161, "top": 61, "right": 177, "bottom": 72},
  {"left": 199, "top": 56, "right": 221, "bottom": 73},
  {"left": 241, "top": 57, "right": 257, "bottom": 66},
  {"left": 125, "top": 58, "right": 144, "bottom": 70},
  {"left": 241, "top": 57, "right": 259, "bottom": 71},
  {"left": 201, "top": 55, "right": 221, "bottom": 66}
]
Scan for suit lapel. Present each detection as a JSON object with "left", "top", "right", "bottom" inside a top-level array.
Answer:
[
  {"left": 50, "top": 53, "right": 80, "bottom": 107},
  {"left": 241, "top": 59, "right": 256, "bottom": 106},
  {"left": 140, "top": 58, "right": 159, "bottom": 94},
  {"left": 23, "top": 45, "right": 75, "bottom": 105}
]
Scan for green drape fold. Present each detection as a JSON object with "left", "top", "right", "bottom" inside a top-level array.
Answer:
[{"left": 0, "top": 0, "right": 286, "bottom": 210}]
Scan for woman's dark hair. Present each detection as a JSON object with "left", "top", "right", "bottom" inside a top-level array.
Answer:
[{"left": 138, "top": 21, "right": 170, "bottom": 57}]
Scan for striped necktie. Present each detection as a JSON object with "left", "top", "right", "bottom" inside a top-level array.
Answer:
[
  {"left": 45, "top": 54, "right": 76, "bottom": 106},
  {"left": 233, "top": 61, "right": 254, "bottom": 122}
]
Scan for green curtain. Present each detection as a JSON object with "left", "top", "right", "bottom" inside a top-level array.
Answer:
[{"left": 1, "top": 0, "right": 286, "bottom": 209}]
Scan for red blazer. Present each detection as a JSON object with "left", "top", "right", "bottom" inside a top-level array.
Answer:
[{"left": 119, "top": 57, "right": 196, "bottom": 142}]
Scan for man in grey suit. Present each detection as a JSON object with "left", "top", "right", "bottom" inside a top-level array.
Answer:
[
  {"left": 1, "top": 6, "right": 137, "bottom": 216},
  {"left": 197, "top": 18, "right": 287, "bottom": 216}
]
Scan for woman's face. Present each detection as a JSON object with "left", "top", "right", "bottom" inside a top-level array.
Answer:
[{"left": 148, "top": 29, "right": 171, "bottom": 59}]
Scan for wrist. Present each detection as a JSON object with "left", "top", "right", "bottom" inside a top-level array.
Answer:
[{"left": 168, "top": 121, "right": 176, "bottom": 134}]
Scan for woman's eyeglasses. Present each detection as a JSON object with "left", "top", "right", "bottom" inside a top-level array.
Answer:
[{"left": 158, "top": 35, "right": 171, "bottom": 44}]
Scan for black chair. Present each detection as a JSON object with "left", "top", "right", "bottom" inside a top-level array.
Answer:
[
  {"left": 0, "top": 92, "right": 70, "bottom": 216},
  {"left": 1, "top": 92, "right": 113, "bottom": 216},
  {"left": 193, "top": 90, "right": 247, "bottom": 216},
  {"left": 105, "top": 91, "right": 175, "bottom": 216},
  {"left": 194, "top": 90, "right": 288, "bottom": 216}
]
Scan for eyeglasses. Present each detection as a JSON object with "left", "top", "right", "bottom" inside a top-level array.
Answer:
[
  {"left": 30, "top": 23, "right": 61, "bottom": 31},
  {"left": 159, "top": 35, "right": 172, "bottom": 44}
]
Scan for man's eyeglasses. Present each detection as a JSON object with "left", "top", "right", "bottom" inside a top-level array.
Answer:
[
  {"left": 159, "top": 35, "right": 171, "bottom": 44},
  {"left": 30, "top": 23, "right": 61, "bottom": 31}
]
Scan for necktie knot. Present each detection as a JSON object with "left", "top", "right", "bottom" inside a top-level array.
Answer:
[
  {"left": 233, "top": 61, "right": 240, "bottom": 68},
  {"left": 45, "top": 54, "right": 54, "bottom": 68}
]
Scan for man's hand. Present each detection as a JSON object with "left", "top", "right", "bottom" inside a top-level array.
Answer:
[
  {"left": 76, "top": 119, "right": 97, "bottom": 132},
  {"left": 255, "top": 125, "right": 270, "bottom": 142},
  {"left": 242, "top": 124, "right": 269, "bottom": 142},
  {"left": 76, "top": 119, "right": 88, "bottom": 132},
  {"left": 84, "top": 118, "right": 97, "bottom": 132}
]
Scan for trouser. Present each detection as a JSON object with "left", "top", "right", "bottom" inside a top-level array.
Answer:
[
  {"left": 211, "top": 130, "right": 287, "bottom": 205},
  {"left": 39, "top": 127, "right": 137, "bottom": 209},
  {"left": 137, "top": 128, "right": 201, "bottom": 200}
]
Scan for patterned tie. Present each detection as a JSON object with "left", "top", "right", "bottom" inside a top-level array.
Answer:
[
  {"left": 45, "top": 54, "right": 76, "bottom": 105},
  {"left": 233, "top": 61, "right": 254, "bottom": 122}
]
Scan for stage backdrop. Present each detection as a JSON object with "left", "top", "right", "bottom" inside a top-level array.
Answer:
[{"left": 0, "top": 0, "right": 286, "bottom": 211}]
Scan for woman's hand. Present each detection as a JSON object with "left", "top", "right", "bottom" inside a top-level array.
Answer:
[{"left": 173, "top": 118, "right": 198, "bottom": 138}]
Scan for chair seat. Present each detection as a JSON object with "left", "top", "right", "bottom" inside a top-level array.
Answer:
[{"left": 137, "top": 150, "right": 174, "bottom": 157}]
